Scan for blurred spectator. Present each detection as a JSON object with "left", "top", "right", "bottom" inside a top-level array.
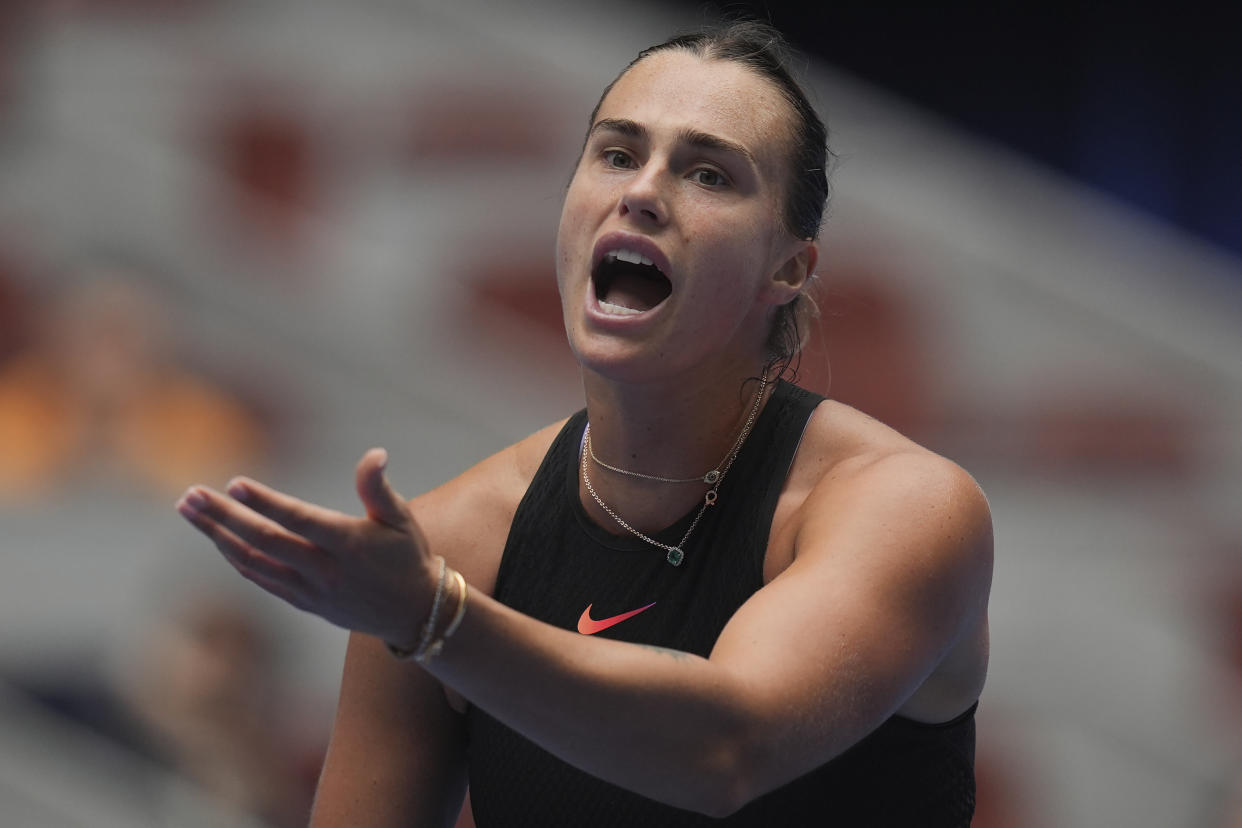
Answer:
[
  {"left": 122, "top": 590, "right": 320, "bottom": 828},
  {"left": 0, "top": 255, "right": 267, "bottom": 500}
]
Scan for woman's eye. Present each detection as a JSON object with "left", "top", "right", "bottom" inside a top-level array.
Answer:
[
  {"left": 693, "top": 168, "right": 726, "bottom": 187},
  {"left": 603, "top": 150, "right": 636, "bottom": 169}
]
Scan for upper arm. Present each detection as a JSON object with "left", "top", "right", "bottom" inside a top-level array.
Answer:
[
  {"left": 311, "top": 633, "right": 468, "bottom": 828},
  {"left": 709, "top": 451, "right": 992, "bottom": 792}
]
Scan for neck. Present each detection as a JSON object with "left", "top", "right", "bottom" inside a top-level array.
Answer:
[
  {"left": 584, "top": 363, "right": 770, "bottom": 475},
  {"left": 579, "top": 362, "right": 774, "bottom": 534}
]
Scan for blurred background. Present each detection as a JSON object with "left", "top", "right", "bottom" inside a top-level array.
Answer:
[{"left": 0, "top": 1, "right": 1240, "bottom": 825}]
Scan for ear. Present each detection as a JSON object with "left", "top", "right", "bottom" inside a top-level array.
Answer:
[{"left": 762, "top": 240, "right": 818, "bottom": 306}]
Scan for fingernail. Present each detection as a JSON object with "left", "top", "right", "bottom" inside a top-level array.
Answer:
[
  {"left": 376, "top": 449, "right": 389, "bottom": 472},
  {"left": 177, "top": 489, "right": 205, "bottom": 518},
  {"left": 227, "top": 479, "right": 250, "bottom": 502}
]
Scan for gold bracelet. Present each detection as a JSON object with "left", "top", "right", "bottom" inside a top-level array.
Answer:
[
  {"left": 444, "top": 571, "right": 468, "bottom": 639},
  {"left": 418, "top": 569, "right": 468, "bottom": 663}
]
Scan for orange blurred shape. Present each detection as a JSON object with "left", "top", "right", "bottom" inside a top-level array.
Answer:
[
  {"left": 0, "top": 274, "right": 271, "bottom": 500},
  {"left": 115, "top": 373, "right": 268, "bottom": 493},
  {"left": 0, "top": 354, "right": 83, "bottom": 498}
]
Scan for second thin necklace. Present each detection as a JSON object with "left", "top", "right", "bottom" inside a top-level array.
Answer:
[{"left": 581, "top": 373, "right": 769, "bottom": 566}]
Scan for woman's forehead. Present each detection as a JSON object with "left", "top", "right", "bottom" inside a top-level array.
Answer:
[{"left": 594, "top": 51, "right": 792, "bottom": 167}]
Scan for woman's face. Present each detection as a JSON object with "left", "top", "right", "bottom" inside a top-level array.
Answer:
[{"left": 556, "top": 50, "right": 812, "bottom": 385}]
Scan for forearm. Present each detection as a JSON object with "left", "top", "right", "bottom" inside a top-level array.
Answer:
[
  {"left": 312, "top": 635, "right": 469, "bottom": 828},
  {"left": 421, "top": 591, "right": 761, "bottom": 816}
]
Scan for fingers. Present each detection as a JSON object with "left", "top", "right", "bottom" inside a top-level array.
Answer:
[
  {"left": 223, "top": 477, "right": 354, "bottom": 549},
  {"left": 176, "top": 488, "right": 311, "bottom": 603},
  {"left": 354, "top": 447, "right": 411, "bottom": 530},
  {"left": 178, "top": 485, "right": 325, "bottom": 566},
  {"left": 177, "top": 456, "right": 426, "bottom": 638}
]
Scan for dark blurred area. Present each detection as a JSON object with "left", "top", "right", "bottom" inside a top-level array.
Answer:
[{"left": 673, "top": 2, "right": 1242, "bottom": 260}]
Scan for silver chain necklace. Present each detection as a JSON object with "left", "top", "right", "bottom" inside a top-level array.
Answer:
[{"left": 580, "top": 374, "right": 769, "bottom": 567}]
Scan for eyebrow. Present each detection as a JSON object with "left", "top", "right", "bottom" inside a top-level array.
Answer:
[{"left": 589, "top": 118, "right": 757, "bottom": 167}]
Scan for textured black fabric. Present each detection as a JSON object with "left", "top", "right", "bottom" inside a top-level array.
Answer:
[{"left": 465, "top": 381, "right": 976, "bottom": 826}]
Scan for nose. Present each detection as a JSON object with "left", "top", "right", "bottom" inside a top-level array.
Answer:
[{"left": 618, "top": 165, "right": 668, "bottom": 226}]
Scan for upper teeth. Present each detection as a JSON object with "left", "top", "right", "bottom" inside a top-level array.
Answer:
[{"left": 606, "top": 249, "right": 654, "bottom": 267}]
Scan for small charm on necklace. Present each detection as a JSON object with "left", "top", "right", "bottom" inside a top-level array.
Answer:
[
  {"left": 704, "top": 490, "right": 718, "bottom": 506},
  {"left": 703, "top": 469, "right": 721, "bottom": 485},
  {"left": 666, "top": 547, "right": 685, "bottom": 566}
]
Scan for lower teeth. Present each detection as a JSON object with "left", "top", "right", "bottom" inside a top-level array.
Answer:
[{"left": 600, "top": 300, "right": 643, "bottom": 315}]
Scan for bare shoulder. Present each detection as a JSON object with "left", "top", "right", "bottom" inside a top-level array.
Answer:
[
  {"left": 408, "top": 418, "right": 569, "bottom": 596},
  {"left": 781, "top": 400, "right": 992, "bottom": 592},
  {"left": 795, "top": 400, "right": 987, "bottom": 509}
]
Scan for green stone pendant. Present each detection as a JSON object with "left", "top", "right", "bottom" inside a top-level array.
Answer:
[{"left": 667, "top": 547, "right": 684, "bottom": 566}]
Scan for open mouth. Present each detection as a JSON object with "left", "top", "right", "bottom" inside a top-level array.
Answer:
[{"left": 592, "top": 249, "right": 672, "bottom": 315}]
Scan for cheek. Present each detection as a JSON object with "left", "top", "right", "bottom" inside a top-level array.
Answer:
[
  {"left": 684, "top": 223, "right": 774, "bottom": 301},
  {"left": 555, "top": 232, "right": 584, "bottom": 302},
  {"left": 557, "top": 174, "right": 598, "bottom": 243},
  {"left": 555, "top": 193, "right": 586, "bottom": 273}
]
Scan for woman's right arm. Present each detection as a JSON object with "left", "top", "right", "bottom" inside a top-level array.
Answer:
[
  {"left": 309, "top": 631, "right": 468, "bottom": 827},
  {"left": 308, "top": 422, "right": 564, "bottom": 826}
]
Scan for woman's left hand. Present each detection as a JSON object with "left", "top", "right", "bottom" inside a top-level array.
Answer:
[{"left": 175, "top": 448, "right": 434, "bottom": 647}]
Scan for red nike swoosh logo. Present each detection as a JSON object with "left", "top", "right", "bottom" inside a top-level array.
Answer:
[{"left": 577, "top": 601, "right": 657, "bottom": 635}]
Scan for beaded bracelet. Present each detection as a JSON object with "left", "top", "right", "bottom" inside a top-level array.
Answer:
[
  {"left": 385, "top": 556, "right": 446, "bottom": 661},
  {"left": 418, "top": 570, "right": 468, "bottom": 663}
]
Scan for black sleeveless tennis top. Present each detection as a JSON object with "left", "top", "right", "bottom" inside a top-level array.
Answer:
[{"left": 464, "top": 380, "right": 977, "bottom": 826}]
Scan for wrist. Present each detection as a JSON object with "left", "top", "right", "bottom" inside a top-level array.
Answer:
[
  {"left": 384, "top": 555, "right": 445, "bottom": 658},
  {"left": 385, "top": 556, "right": 469, "bottom": 663}
]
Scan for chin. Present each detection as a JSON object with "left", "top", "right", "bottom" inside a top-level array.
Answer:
[{"left": 566, "top": 338, "right": 667, "bottom": 387}]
